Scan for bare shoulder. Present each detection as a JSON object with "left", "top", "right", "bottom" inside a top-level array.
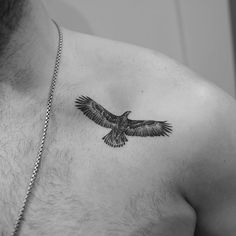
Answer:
[
  {"left": 61, "top": 27, "right": 236, "bottom": 195},
  {"left": 59, "top": 26, "right": 236, "bottom": 164},
  {"left": 60, "top": 27, "right": 235, "bottom": 138}
]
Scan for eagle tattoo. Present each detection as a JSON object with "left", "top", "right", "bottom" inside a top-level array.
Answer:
[{"left": 75, "top": 96, "right": 173, "bottom": 147}]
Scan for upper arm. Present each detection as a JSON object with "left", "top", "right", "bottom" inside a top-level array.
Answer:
[
  {"left": 146, "top": 50, "right": 236, "bottom": 235},
  {"left": 180, "top": 85, "right": 236, "bottom": 235}
]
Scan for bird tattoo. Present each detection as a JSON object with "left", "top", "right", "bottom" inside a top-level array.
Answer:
[{"left": 75, "top": 96, "right": 173, "bottom": 147}]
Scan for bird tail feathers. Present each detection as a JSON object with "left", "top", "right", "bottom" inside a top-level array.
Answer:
[{"left": 102, "top": 130, "right": 128, "bottom": 147}]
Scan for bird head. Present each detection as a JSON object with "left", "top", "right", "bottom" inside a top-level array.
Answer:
[{"left": 123, "top": 111, "right": 131, "bottom": 118}]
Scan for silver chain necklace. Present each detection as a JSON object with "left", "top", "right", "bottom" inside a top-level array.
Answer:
[{"left": 11, "top": 20, "right": 63, "bottom": 236}]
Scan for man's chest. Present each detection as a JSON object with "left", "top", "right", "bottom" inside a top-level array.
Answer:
[{"left": 0, "top": 104, "right": 195, "bottom": 235}]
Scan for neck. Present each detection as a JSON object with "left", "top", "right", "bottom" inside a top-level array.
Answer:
[{"left": 0, "top": 0, "right": 59, "bottom": 101}]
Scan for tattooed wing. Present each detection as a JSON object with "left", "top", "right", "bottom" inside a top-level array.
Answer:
[
  {"left": 75, "top": 96, "right": 118, "bottom": 129},
  {"left": 125, "top": 120, "right": 172, "bottom": 137}
]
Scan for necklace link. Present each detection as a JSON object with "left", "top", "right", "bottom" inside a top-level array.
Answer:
[{"left": 11, "top": 20, "right": 63, "bottom": 236}]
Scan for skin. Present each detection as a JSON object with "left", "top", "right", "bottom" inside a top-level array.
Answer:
[{"left": 0, "top": 0, "right": 236, "bottom": 235}]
